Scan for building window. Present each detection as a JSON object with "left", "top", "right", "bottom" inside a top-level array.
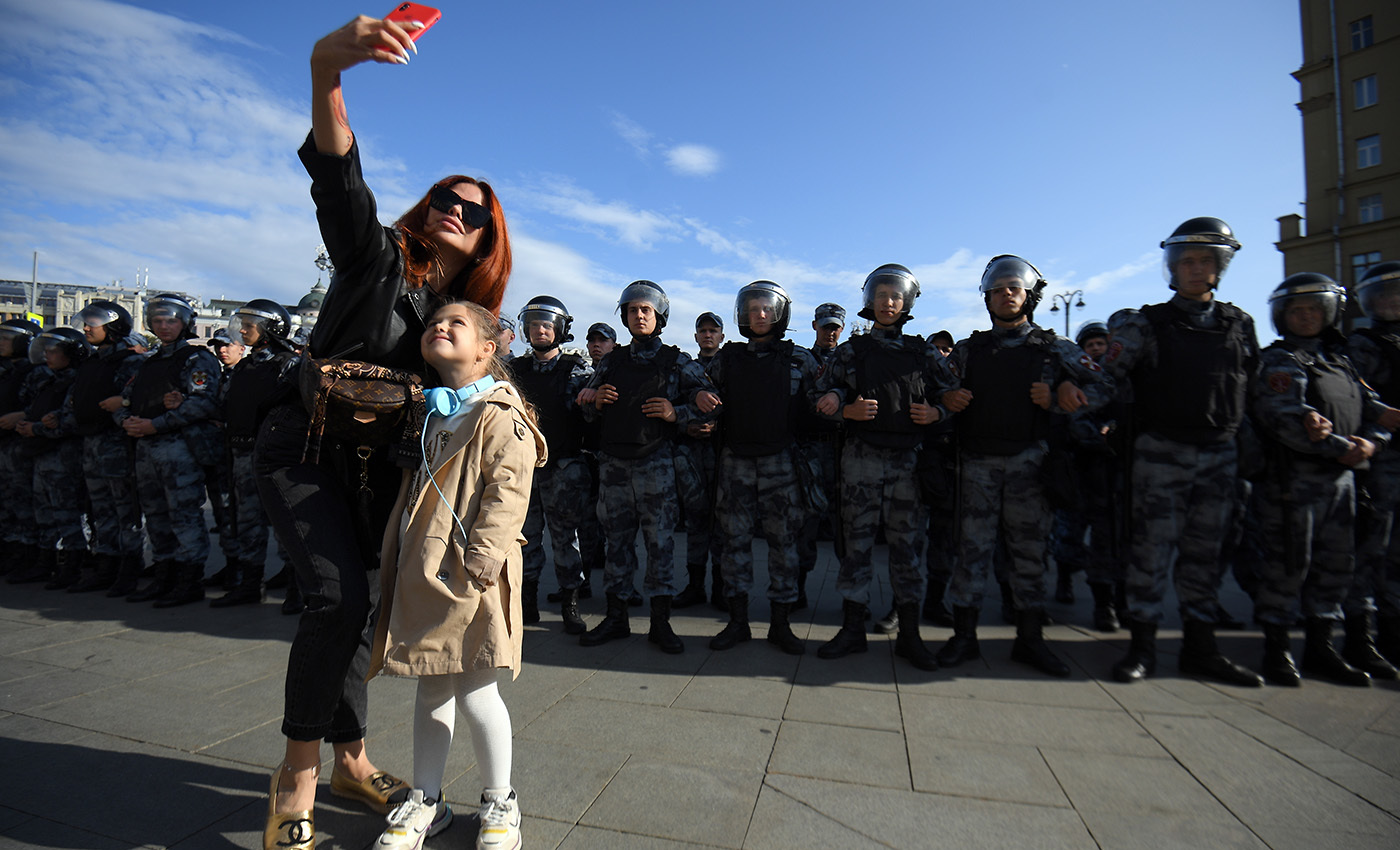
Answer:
[
  {"left": 1353, "top": 251, "right": 1382, "bottom": 283},
  {"left": 1357, "top": 134, "right": 1382, "bottom": 169},
  {"left": 1355, "top": 75, "right": 1378, "bottom": 109},
  {"left": 1351, "top": 17, "right": 1373, "bottom": 50},
  {"left": 1359, "top": 194, "right": 1383, "bottom": 224}
]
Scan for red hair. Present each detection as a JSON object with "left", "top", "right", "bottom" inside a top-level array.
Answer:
[{"left": 395, "top": 175, "right": 512, "bottom": 315}]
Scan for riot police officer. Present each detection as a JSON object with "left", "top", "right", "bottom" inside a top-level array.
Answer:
[
  {"left": 116, "top": 293, "right": 222, "bottom": 607},
  {"left": 1102, "top": 217, "right": 1263, "bottom": 687},
  {"left": 211, "top": 299, "right": 301, "bottom": 608},
  {"left": 579, "top": 281, "right": 715, "bottom": 653},
  {"left": 510, "top": 295, "right": 594, "bottom": 633},
  {"left": 814, "top": 264, "right": 948, "bottom": 671},
  {"left": 696, "top": 281, "right": 819, "bottom": 655},
  {"left": 795, "top": 303, "right": 846, "bottom": 610},
  {"left": 936, "top": 256, "right": 1112, "bottom": 677},
  {"left": 0, "top": 318, "right": 43, "bottom": 578},
  {"left": 673, "top": 311, "right": 724, "bottom": 610}
]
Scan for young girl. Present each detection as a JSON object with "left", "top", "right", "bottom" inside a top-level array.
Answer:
[{"left": 368, "top": 300, "right": 546, "bottom": 850}]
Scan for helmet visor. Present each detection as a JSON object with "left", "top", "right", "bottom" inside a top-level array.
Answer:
[
  {"left": 735, "top": 290, "right": 788, "bottom": 337},
  {"left": 1163, "top": 244, "right": 1236, "bottom": 285},
  {"left": 980, "top": 257, "right": 1041, "bottom": 293},
  {"left": 77, "top": 304, "right": 122, "bottom": 328},
  {"left": 1359, "top": 278, "right": 1400, "bottom": 323},
  {"left": 1270, "top": 291, "right": 1341, "bottom": 337}
]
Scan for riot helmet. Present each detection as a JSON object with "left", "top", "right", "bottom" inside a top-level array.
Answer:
[
  {"left": 1074, "top": 320, "right": 1109, "bottom": 348},
  {"left": 517, "top": 295, "right": 574, "bottom": 351},
  {"left": 146, "top": 293, "right": 198, "bottom": 339},
  {"left": 230, "top": 298, "right": 292, "bottom": 349},
  {"left": 734, "top": 280, "right": 791, "bottom": 339},
  {"left": 859, "top": 264, "right": 920, "bottom": 325},
  {"left": 29, "top": 326, "right": 93, "bottom": 366},
  {"left": 76, "top": 300, "right": 133, "bottom": 344},
  {"left": 1268, "top": 273, "right": 1346, "bottom": 338},
  {"left": 617, "top": 280, "right": 670, "bottom": 334},
  {"left": 1356, "top": 261, "right": 1400, "bottom": 323},
  {"left": 0, "top": 318, "right": 42, "bottom": 359},
  {"left": 980, "top": 255, "right": 1047, "bottom": 320},
  {"left": 1161, "top": 217, "right": 1241, "bottom": 290}
]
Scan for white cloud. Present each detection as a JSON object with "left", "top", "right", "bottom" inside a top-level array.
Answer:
[
  {"left": 511, "top": 177, "right": 682, "bottom": 250},
  {"left": 610, "top": 113, "right": 652, "bottom": 158},
  {"left": 665, "top": 144, "right": 721, "bottom": 177}
]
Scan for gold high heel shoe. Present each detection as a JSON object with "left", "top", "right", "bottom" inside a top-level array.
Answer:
[{"left": 264, "top": 762, "right": 317, "bottom": 850}]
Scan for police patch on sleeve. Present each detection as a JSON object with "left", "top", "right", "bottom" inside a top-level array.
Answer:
[
  {"left": 191, "top": 370, "right": 210, "bottom": 388},
  {"left": 1267, "top": 372, "right": 1292, "bottom": 393},
  {"left": 1079, "top": 354, "right": 1102, "bottom": 373},
  {"left": 1104, "top": 340, "right": 1124, "bottom": 364}
]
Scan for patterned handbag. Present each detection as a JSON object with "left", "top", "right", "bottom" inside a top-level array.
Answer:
[{"left": 299, "top": 358, "right": 426, "bottom": 465}]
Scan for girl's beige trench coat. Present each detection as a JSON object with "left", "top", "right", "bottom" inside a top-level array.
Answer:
[{"left": 368, "top": 381, "right": 547, "bottom": 681}]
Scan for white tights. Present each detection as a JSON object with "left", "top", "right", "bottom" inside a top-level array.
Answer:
[{"left": 412, "top": 668, "right": 512, "bottom": 800}]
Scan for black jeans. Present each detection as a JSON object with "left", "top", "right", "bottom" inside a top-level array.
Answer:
[{"left": 255, "top": 402, "right": 400, "bottom": 743}]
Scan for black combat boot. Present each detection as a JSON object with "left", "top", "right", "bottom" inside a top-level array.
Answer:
[
  {"left": 709, "top": 572, "right": 726, "bottom": 613},
  {"left": 894, "top": 602, "right": 938, "bottom": 671},
  {"left": 9, "top": 547, "right": 56, "bottom": 585},
  {"left": 1342, "top": 612, "right": 1398, "bottom": 680},
  {"left": 264, "top": 565, "right": 291, "bottom": 590},
  {"left": 817, "top": 599, "right": 870, "bottom": 659},
  {"left": 922, "top": 578, "right": 953, "bottom": 627},
  {"left": 1011, "top": 608, "right": 1071, "bottom": 677},
  {"left": 153, "top": 562, "right": 206, "bottom": 608},
  {"left": 1088, "top": 582, "right": 1119, "bottom": 633},
  {"left": 559, "top": 586, "right": 586, "bottom": 635},
  {"left": 1179, "top": 619, "right": 1263, "bottom": 687},
  {"left": 793, "top": 567, "right": 810, "bottom": 612},
  {"left": 1377, "top": 614, "right": 1400, "bottom": 667},
  {"left": 873, "top": 605, "right": 899, "bottom": 635},
  {"left": 44, "top": 548, "right": 85, "bottom": 590},
  {"left": 1260, "top": 622, "right": 1300, "bottom": 687},
  {"left": 673, "top": 562, "right": 707, "bottom": 609},
  {"left": 710, "top": 593, "right": 751, "bottom": 650},
  {"left": 936, "top": 605, "right": 982, "bottom": 667},
  {"left": 580, "top": 593, "right": 631, "bottom": 646},
  {"left": 1054, "top": 566, "right": 1075, "bottom": 604},
  {"left": 211, "top": 561, "right": 265, "bottom": 608},
  {"left": 521, "top": 578, "right": 540, "bottom": 625},
  {"left": 128, "top": 562, "right": 175, "bottom": 602},
  {"left": 201, "top": 562, "right": 236, "bottom": 590},
  {"left": 767, "top": 600, "right": 804, "bottom": 655},
  {"left": 70, "top": 553, "right": 117, "bottom": 593},
  {"left": 106, "top": 552, "right": 143, "bottom": 597},
  {"left": 0, "top": 542, "right": 33, "bottom": 578},
  {"left": 1111, "top": 618, "right": 1157, "bottom": 683},
  {"left": 647, "top": 595, "right": 684, "bottom": 654},
  {"left": 1301, "top": 617, "right": 1371, "bottom": 687}
]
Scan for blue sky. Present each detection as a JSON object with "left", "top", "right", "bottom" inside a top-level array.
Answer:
[{"left": 0, "top": 0, "right": 1304, "bottom": 352}]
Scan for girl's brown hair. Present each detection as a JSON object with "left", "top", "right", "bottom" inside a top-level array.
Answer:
[
  {"left": 429, "top": 300, "right": 536, "bottom": 424},
  {"left": 396, "top": 176, "right": 511, "bottom": 314}
]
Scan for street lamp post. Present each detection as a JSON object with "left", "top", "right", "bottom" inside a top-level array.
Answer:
[{"left": 1048, "top": 290, "right": 1085, "bottom": 338}]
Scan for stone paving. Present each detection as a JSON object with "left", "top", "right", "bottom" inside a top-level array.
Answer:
[{"left": 1, "top": 537, "right": 1398, "bottom": 849}]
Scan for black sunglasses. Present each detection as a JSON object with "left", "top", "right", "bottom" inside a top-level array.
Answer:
[{"left": 428, "top": 185, "right": 492, "bottom": 229}]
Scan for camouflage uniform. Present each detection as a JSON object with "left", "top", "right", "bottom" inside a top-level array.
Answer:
[
  {"left": 512, "top": 351, "right": 594, "bottom": 592},
  {"left": 23, "top": 364, "right": 86, "bottom": 553},
  {"left": 0, "top": 356, "right": 39, "bottom": 552},
  {"left": 116, "top": 340, "right": 222, "bottom": 571},
  {"left": 814, "top": 326, "right": 952, "bottom": 607},
  {"left": 673, "top": 348, "right": 722, "bottom": 602},
  {"left": 583, "top": 335, "right": 714, "bottom": 598},
  {"left": 1103, "top": 295, "right": 1259, "bottom": 625},
  {"left": 708, "top": 339, "right": 820, "bottom": 602},
  {"left": 1348, "top": 324, "right": 1400, "bottom": 620},
  {"left": 1250, "top": 337, "right": 1389, "bottom": 625},
  {"left": 943, "top": 323, "right": 1114, "bottom": 612},
  {"left": 797, "top": 343, "right": 842, "bottom": 578}
]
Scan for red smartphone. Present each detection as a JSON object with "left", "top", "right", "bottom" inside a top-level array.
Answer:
[{"left": 384, "top": 2, "right": 441, "bottom": 41}]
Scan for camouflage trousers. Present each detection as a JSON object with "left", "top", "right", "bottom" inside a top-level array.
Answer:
[
  {"left": 674, "top": 440, "right": 720, "bottom": 576},
  {"left": 576, "top": 452, "right": 605, "bottom": 574},
  {"left": 32, "top": 441, "right": 86, "bottom": 551},
  {"left": 1052, "top": 506, "right": 1119, "bottom": 585},
  {"left": 950, "top": 444, "right": 1052, "bottom": 611},
  {"left": 134, "top": 433, "right": 209, "bottom": 566},
  {"left": 1253, "top": 462, "right": 1356, "bottom": 624},
  {"left": 598, "top": 447, "right": 678, "bottom": 597},
  {"left": 835, "top": 438, "right": 927, "bottom": 607},
  {"left": 218, "top": 447, "right": 270, "bottom": 565},
  {"left": 796, "top": 436, "right": 840, "bottom": 574},
  {"left": 1125, "top": 433, "right": 1237, "bottom": 625},
  {"left": 521, "top": 455, "right": 591, "bottom": 590},
  {"left": 0, "top": 440, "right": 37, "bottom": 545},
  {"left": 1354, "top": 449, "right": 1400, "bottom": 618},
  {"left": 714, "top": 447, "right": 802, "bottom": 602},
  {"left": 82, "top": 431, "right": 142, "bottom": 557}
]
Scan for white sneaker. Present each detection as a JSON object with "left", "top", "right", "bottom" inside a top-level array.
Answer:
[
  {"left": 476, "top": 788, "right": 522, "bottom": 850},
  {"left": 377, "top": 789, "right": 452, "bottom": 850}
]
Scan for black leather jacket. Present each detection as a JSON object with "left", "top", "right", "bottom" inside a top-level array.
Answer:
[{"left": 298, "top": 132, "right": 441, "bottom": 372}]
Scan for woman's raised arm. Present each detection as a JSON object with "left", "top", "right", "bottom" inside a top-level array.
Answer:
[{"left": 309, "top": 15, "right": 422, "bottom": 156}]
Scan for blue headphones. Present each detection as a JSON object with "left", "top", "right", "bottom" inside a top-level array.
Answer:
[{"left": 424, "top": 375, "right": 498, "bottom": 417}]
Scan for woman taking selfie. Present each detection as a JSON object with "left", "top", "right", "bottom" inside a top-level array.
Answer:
[{"left": 257, "top": 12, "right": 512, "bottom": 850}]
